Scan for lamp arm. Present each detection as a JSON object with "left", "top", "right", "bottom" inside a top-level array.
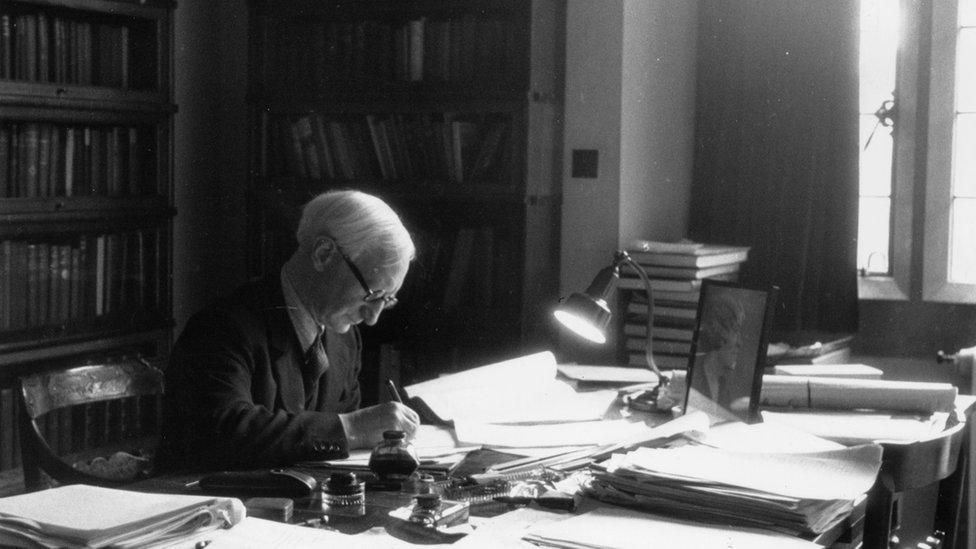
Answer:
[{"left": 616, "top": 252, "right": 662, "bottom": 378}]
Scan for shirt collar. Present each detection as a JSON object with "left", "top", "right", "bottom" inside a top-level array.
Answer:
[{"left": 280, "top": 268, "right": 324, "bottom": 353}]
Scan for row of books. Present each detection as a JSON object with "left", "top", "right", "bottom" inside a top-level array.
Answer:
[
  {"left": 399, "top": 224, "right": 514, "bottom": 315},
  {"left": 620, "top": 242, "right": 750, "bottom": 369},
  {"left": 0, "top": 230, "right": 165, "bottom": 331},
  {"left": 0, "top": 11, "right": 141, "bottom": 88},
  {"left": 270, "top": 112, "right": 513, "bottom": 183},
  {"left": 259, "top": 16, "right": 520, "bottom": 86},
  {"left": 0, "top": 122, "right": 154, "bottom": 199}
]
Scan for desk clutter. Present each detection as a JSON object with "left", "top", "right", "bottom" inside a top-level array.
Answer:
[{"left": 1, "top": 351, "right": 967, "bottom": 548}]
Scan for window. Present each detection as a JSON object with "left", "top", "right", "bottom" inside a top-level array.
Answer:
[
  {"left": 858, "top": 0, "right": 976, "bottom": 303},
  {"left": 858, "top": 0, "right": 917, "bottom": 300},
  {"left": 924, "top": 0, "right": 976, "bottom": 302}
]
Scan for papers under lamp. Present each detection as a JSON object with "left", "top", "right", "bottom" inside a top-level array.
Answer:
[{"left": 553, "top": 250, "right": 662, "bottom": 380}]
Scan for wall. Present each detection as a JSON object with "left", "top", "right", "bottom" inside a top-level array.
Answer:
[
  {"left": 172, "top": 1, "right": 249, "bottom": 333},
  {"left": 558, "top": 0, "right": 697, "bottom": 360}
]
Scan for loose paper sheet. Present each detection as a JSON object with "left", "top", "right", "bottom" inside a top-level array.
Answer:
[
  {"left": 761, "top": 409, "right": 949, "bottom": 445},
  {"left": 455, "top": 411, "right": 710, "bottom": 450},
  {"left": 404, "top": 352, "right": 617, "bottom": 424},
  {"left": 556, "top": 364, "right": 658, "bottom": 385},
  {"left": 687, "top": 420, "right": 845, "bottom": 453},
  {"left": 306, "top": 424, "right": 480, "bottom": 467},
  {"left": 453, "top": 419, "right": 653, "bottom": 448},
  {"left": 193, "top": 517, "right": 426, "bottom": 549}
]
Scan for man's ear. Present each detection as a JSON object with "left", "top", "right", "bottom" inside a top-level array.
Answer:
[{"left": 311, "top": 237, "right": 337, "bottom": 272}]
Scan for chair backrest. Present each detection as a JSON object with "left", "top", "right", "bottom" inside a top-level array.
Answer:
[{"left": 17, "top": 356, "right": 164, "bottom": 492}]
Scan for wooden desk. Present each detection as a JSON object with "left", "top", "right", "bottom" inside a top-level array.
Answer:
[{"left": 135, "top": 468, "right": 864, "bottom": 548}]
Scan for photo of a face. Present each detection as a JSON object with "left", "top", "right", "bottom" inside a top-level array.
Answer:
[{"left": 685, "top": 282, "right": 776, "bottom": 424}]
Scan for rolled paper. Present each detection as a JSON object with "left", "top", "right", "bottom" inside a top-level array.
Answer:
[{"left": 760, "top": 375, "right": 957, "bottom": 413}]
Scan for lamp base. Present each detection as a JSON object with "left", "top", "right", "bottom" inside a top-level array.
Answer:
[{"left": 618, "top": 376, "right": 673, "bottom": 412}]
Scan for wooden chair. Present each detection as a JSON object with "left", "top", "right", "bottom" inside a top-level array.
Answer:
[{"left": 17, "top": 355, "right": 164, "bottom": 492}]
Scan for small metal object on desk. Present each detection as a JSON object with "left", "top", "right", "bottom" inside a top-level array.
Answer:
[{"left": 407, "top": 493, "right": 470, "bottom": 528}]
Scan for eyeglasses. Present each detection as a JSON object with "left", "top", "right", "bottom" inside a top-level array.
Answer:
[{"left": 333, "top": 241, "right": 398, "bottom": 309}]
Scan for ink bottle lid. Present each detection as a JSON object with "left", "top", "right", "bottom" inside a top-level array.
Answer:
[
  {"left": 321, "top": 472, "right": 365, "bottom": 517},
  {"left": 369, "top": 430, "right": 420, "bottom": 480}
]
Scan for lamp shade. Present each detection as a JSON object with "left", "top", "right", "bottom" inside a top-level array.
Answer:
[
  {"left": 553, "top": 263, "right": 619, "bottom": 344},
  {"left": 553, "top": 292, "right": 612, "bottom": 343},
  {"left": 553, "top": 251, "right": 660, "bottom": 378}
]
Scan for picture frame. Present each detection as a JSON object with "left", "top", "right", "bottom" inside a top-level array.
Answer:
[{"left": 682, "top": 280, "right": 779, "bottom": 424}]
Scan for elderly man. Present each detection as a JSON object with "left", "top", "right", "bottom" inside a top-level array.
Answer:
[{"left": 157, "top": 190, "right": 420, "bottom": 471}]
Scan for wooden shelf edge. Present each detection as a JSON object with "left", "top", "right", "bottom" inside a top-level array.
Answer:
[
  {"left": 11, "top": 0, "right": 173, "bottom": 18},
  {"left": 0, "top": 321, "right": 173, "bottom": 366},
  {"left": 248, "top": 86, "right": 528, "bottom": 107},
  {"left": 0, "top": 83, "right": 173, "bottom": 115},
  {"left": 0, "top": 196, "right": 172, "bottom": 215},
  {"left": 250, "top": 178, "right": 531, "bottom": 203}
]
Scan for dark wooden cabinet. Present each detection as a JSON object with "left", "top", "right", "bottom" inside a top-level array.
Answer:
[{"left": 245, "top": 0, "right": 564, "bottom": 384}]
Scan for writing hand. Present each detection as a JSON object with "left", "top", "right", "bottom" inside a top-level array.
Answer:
[{"left": 339, "top": 402, "right": 420, "bottom": 449}]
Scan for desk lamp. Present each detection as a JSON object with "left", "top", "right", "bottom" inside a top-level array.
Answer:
[{"left": 553, "top": 250, "right": 667, "bottom": 409}]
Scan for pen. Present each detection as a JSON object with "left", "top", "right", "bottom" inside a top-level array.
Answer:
[{"left": 386, "top": 379, "right": 403, "bottom": 403}]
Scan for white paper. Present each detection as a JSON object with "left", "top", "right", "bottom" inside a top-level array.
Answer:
[
  {"left": 453, "top": 419, "right": 656, "bottom": 448},
  {"left": 687, "top": 420, "right": 845, "bottom": 453},
  {"left": 557, "top": 364, "right": 658, "bottom": 385},
  {"left": 193, "top": 517, "right": 414, "bottom": 549},
  {"left": 611, "top": 443, "right": 882, "bottom": 501},
  {"left": 404, "top": 352, "right": 617, "bottom": 424},
  {"left": 523, "top": 506, "right": 819, "bottom": 549},
  {"left": 307, "top": 424, "right": 480, "bottom": 467},
  {"left": 761, "top": 409, "right": 949, "bottom": 444}
]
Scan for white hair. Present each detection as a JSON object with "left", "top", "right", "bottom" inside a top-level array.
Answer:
[{"left": 295, "top": 189, "right": 415, "bottom": 268}]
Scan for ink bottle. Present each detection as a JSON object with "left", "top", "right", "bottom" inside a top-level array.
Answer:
[
  {"left": 369, "top": 430, "right": 419, "bottom": 481},
  {"left": 321, "top": 472, "right": 365, "bottom": 517},
  {"left": 408, "top": 493, "right": 470, "bottom": 528}
]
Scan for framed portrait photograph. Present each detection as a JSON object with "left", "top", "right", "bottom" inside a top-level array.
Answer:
[{"left": 683, "top": 280, "right": 779, "bottom": 424}]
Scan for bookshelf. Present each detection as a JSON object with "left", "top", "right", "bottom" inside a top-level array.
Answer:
[
  {"left": 246, "top": 0, "right": 564, "bottom": 384},
  {"left": 0, "top": 0, "right": 174, "bottom": 438}
]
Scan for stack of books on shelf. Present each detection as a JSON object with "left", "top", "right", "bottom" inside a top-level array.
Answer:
[{"left": 619, "top": 241, "right": 750, "bottom": 370}]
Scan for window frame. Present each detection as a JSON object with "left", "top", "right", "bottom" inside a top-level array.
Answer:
[
  {"left": 858, "top": 0, "right": 919, "bottom": 302},
  {"left": 923, "top": 0, "right": 976, "bottom": 303}
]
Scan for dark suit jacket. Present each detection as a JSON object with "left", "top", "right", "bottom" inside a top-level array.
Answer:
[{"left": 156, "top": 274, "right": 361, "bottom": 472}]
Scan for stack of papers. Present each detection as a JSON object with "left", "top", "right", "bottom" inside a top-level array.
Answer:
[
  {"left": 0, "top": 484, "right": 244, "bottom": 549},
  {"left": 587, "top": 443, "right": 882, "bottom": 536},
  {"left": 523, "top": 505, "right": 821, "bottom": 549}
]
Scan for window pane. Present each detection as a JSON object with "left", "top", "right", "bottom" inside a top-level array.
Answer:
[
  {"left": 961, "top": 0, "right": 976, "bottom": 27},
  {"left": 860, "top": 114, "right": 894, "bottom": 196},
  {"left": 958, "top": 29, "right": 976, "bottom": 112},
  {"left": 950, "top": 197, "right": 976, "bottom": 282},
  {"left": 860, "top": 0, "right": 898, "bottom": 112},
  {"left": 955, "top": 114, "right": 976, "bottom": 197},
  {"left": 858, "top": 196, "right": 891, "bottom": 274}
]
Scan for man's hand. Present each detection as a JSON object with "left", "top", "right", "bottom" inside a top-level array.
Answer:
[{"left": 339, "top": 402, "right": 420, "bottom": 449}]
